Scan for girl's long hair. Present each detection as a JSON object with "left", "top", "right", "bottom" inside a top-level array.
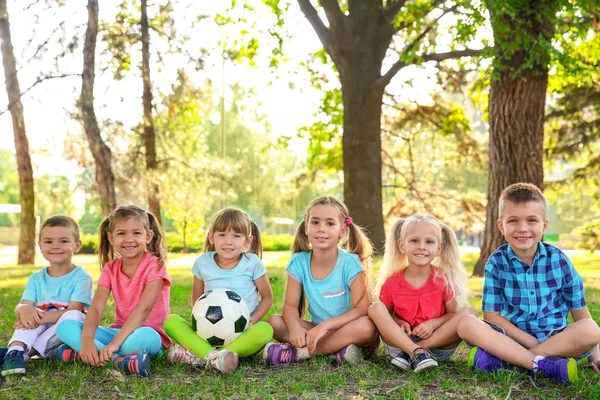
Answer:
[
  {"left": 98, "top": 205, "right": 167, "bottom": 269},
  {"left": 203, "top": 207, "right": 262, "bottom": 259},
  {"left": 291, "top": 195, "right": 373, "bottom": 317},
  {"left": 375, "top": 214, "right": 468, "bottom": 307}
]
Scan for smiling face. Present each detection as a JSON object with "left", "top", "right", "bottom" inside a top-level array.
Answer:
[
  {"left": 399, "top": 221, "right": 442, "bottom": 269},
  {"left": 208, "top": 228, "right": 251, "bottom": 268},
  {"left": 497, "top": 200, "right": 547, "bottom": 262},
  {"left": 305, "top": 204, "right": 345, "bottom": 252},
  {"left": 108, "top": 217, "right": 153, "bottom": 262},
  {"left": 38, "top": 226, "right": 81, "bottom": 269}
]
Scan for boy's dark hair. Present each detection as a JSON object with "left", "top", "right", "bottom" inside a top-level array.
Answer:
[
  {"left": 39, "top": 215, "right": 80, "bottom": 241},
  {"left": 499, "top": 183, "right": 546, "bottom": 218}
]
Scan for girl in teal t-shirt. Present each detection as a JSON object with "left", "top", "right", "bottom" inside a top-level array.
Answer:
[{"left": 264, "top": 196, "right": 378, "bottom": 366}]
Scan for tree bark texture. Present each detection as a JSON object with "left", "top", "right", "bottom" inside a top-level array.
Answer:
[
  {"left": 0, "top": 0, "right": 36, "bottom": 264},
  {"left": 473, "top": 0, "right": 557, "bottom": 276},
  {"left": 81, "top": 0, "right": 117, "bottom": 216},
  {"left": 141, "top": 0, "right": 161, "bottom": 224}
]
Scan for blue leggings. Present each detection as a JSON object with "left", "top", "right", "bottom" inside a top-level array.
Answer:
[{"left": 56, "top": 320, "right": 163, "bottom": 358}]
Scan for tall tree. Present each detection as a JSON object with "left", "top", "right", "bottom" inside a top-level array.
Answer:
[
  {"left": 472, "top": 0, "right": 559, "bottom": 276},
  {"left": 141, "top": 0, "right": 161, "bottom": 223},
  {"left": 0, "top": 0, "right": 36, "bottom": 264},
  {"left": 282, "top": 1, "right": 484, "bottom": 252},
  {"left": 80, "top": 0, "right": 117, "bottom": 216}
]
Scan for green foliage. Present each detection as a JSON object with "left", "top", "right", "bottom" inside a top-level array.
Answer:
[
  {"left": 573, "top": 219, "right": 600, "bottom": 252},
  {"left": 165, "top": 231, "right": 204, "bottom": 253},
  {"left": 261, "top": 234, "right": 294, "bottom": 251},
  {"left": 79, "top": 233, "right": 99, "bottom": 255}
]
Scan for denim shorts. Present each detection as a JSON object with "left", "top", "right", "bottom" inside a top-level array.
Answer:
[
  {"left": 381, "top": 336, "right": 457, "bottom": 362},
  {"left": 468, "top": 320, "right": 596, "bottom": 362}
]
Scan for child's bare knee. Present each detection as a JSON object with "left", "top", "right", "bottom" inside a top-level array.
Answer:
[
  {"left": 368, "top": 302, "right": 386, "bottom": 318},
  {"left": 456, "top": 307, "right": 477, "bottom": 319},
  {"left": 355, "top": 316, "right": 377, "bottom": 341},
  {"left": 267, "top": 314, "right": 283, "bottom": 329},
  {"left": 456, "top": 314, "right": 479, "bottom": 337},
  {"left": 579, "top": 318, "right": 600, "bottom": 345}
]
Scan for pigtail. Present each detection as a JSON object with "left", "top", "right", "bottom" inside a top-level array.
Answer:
[
  {"left": 290, "top": 220, "right": 310, "bottom": 317},
  {"left": 147, "top": 212, "right": 168, "bottom": 269},
  {"left": 437, "top": 223, "right": 468, "bottom": 307},
  {"left": 98, "top": 216, "right": 114, "bottom": 269},
  {"left": 248, "top": 219, "right": 263, "bottom": 259},
  {"left": 374, "top": 218, "right": 408, "bottom": 297},
  {"left": 345, "top": 222, "right": 374, "bottom": 297}
]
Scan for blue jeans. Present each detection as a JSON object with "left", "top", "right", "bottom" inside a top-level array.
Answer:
[{"left": 56, "top": 320, "right": 163, "bottom": 358}]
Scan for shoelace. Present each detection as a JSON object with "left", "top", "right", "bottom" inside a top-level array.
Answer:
[
  {"left": 125, "top": 358, "right": 140, "bottom": 374},
  {"left": 534, "top": 358, "right": 559, "bottom": 378},
  {"left": 411, "top": 346, "right": 436, "bottom": 362},
  {"left": 278, "top": 347, "right": 294, "bottom": 363},
  {"left": 6, "top": 351, "right": 21, "bottom": 364}
]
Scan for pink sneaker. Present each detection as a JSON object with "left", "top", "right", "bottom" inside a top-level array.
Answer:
[
  {"left": 205, "top": 349, "right": 239, "bottom": 374},
  {"left": 167, "top": 344, "right": 204, "bottom": 366}
]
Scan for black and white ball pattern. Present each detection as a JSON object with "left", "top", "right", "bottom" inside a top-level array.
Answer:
[{"left": 191, "top": 288, "right": 250, "bottom": 347}]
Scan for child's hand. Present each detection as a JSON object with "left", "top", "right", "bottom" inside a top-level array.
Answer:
[
  {"left": 398, "top": 319, "right": 411, "bottom": 335},
  {"left": 80, "top": 340, "right": 101, "bottom": 366},
  {"left": 12, "top": 321, "right": 26, "bottom": 330},
  {"left": 306, "top": 324, "right": 329, "bottom": 354},
  {"left": 99, "top": 342, "right": 119, "bottom": 364},
  {"left": 19, "top": 306, "right": 42, "bottom": 329},
  {"left": 289, "top": 326, "right": 308, "bottom": 348},
  {"left": 412, "top": 321, "right": 434, "bottom": 339},
  {"left": 588, "top": 351, "right": 600, "bottom": 372}
]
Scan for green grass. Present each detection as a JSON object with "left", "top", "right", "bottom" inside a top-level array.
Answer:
[{"left": 1, "top": 251, "right": 600, "bottom": 399}]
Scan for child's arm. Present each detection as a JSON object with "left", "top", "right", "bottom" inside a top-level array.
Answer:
[
  {"left": 281, "top": 276, "right": 308, "bottom": 348},
  {"left": 412, "top": 299, "right": 457, "bottom": 339},
  {"left": 98, "top": 280, "right": 163, "bottom": 364},
  {"left": 571, "top": 307, "right": 600, "bottom": 369},
  {"left": 191, "top": 276, "right": 204, "bottom": 307},
  {"left": 14, "top": 301, "right": 42, "bottom": 329},
  {"left": 483, "top": 312, "right": 539, "bottom": 348},
  {"left": 306, "top": 273, "right": 369, "bottom": 353},
  {"left": 80, "top": 285, "right": 110, "bottom": 366},
  {"left": 250, "top": 275, "right": 273, "bottom": 326}
]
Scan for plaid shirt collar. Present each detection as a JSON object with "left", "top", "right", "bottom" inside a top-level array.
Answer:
[{"left": 506, "top": 242, "right": 548, "bottom": 266}]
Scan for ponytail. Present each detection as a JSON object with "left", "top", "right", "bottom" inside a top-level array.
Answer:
[
  {"left": 438, "top": 223, "right": 468, "bottom": 307},
  {"left": 248, "top": 220, "right": 263, "bottom": 259},
  {"left": 146, "top": 212, "right": 168, "bottom": 269},
  {"left": 98, "top": 217, "right": 114, "bottom": 269}
]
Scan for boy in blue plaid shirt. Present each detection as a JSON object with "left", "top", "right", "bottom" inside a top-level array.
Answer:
[{"left": 457, "top": 183, "right": 600, "bottom": 385}]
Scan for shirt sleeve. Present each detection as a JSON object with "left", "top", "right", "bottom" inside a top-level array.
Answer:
[
  {"left": 146, "top": 257, "right": 171, "bottom": 287},
  {"left": 379, "top": 279, "right": 393, "bottom": 307},
  {"left": 98, "top": 263, "right": 113, "bottom": 289},
  {"left": 251, "top": 256, "right": 267, "bottom": 280},
  {"left": 20, "top": 274, "right": 38, "bottom": 303},
  {"left": 482, "top": 258, "right": 504, "bottom": 312},
  {"left": 70, "top": 271, "right": 94, "bottom": 306},
  {"left": 343, "top": 253, "right": 365, "bottom": 286},
  {"left": 191, "top": 255, "right": 204, "bottom": 281},
  {"left": 561, "top": 256, "right": 586, "bottom": 310},
  {"left": 286, "top": 254, "right": 302, "bottom": 283}
]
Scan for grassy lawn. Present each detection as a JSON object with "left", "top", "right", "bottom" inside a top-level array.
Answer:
[{"left": 1, "top": 251, "right": 600, "bottom": 399}]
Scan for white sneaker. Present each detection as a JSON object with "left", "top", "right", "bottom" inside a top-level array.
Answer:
[
  {"left": 335, "top": 344, "right": 364, "bottom": 365},
  {"left": 205, "top": 349, "right": 239, "bottom": 374},
  {"left": 167, "top": 344, "right": 204, "bottom": 366}
]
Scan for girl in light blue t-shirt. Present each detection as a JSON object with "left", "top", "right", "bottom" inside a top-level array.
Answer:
[
  {"left": 164, "top": 207, "right": 274, "bottom": 374},
  {"left": 264, "top": 196, "right": 378, "bottom": 366}
]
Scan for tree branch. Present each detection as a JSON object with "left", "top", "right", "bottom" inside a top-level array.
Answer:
[
  {"left": 297, "top": 0, "right": 332, "bottom": 55},
  {"left": 0, "top": 73, "right": 80, "bottom": 116},
  {"left": 422, "top": 48, "right": 485, "bottom": 62}
]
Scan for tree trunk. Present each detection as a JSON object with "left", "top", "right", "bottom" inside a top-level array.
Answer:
[
  {"left": 0, "top": 0, "right": 36, "bottom": 264},
  {"left": 341, "top": 78, "right": 386, "bottom": 252},
  {"left": 80, "top": 0, "right": 117, "bottom": 216},
  {"left": 141, "top": 0, "right": 161, "bottom": 224},
  {"left": 473, "top": 1, "right": 556, "bottom": 276}
]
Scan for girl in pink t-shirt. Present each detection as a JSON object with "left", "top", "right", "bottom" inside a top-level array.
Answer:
[
  {"left": 56, "top": 205, "right": 170, "bottom": 377},
  {"left": 368, "top": 214, "right": 474, "bottom": 373}
]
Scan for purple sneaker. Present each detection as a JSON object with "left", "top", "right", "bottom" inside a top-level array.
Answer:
[
  {"left": 263, "top": 342, "right": 298, "bottom": 366},
  {"left": 468, "top": 347, "right": 513, "bottom": 372},
  {"left": 534, "top": 356, "right": 577, "bottom": 386}
]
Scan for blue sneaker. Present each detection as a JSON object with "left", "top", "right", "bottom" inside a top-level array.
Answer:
[
  {"left": 468, "top": 347, "right": 513, "bottom": 372},
  {"left": 2, "top": 350, "right": 25, "bottom": 376},
  {"left": 534, "top": 356, "right": 577, "bottom": 386},
  {"left": 410, "top": 346, "right": 438, "bottom": 372},
  {"left": 391, "top": 351, "right": 411, "bottom": 371},
  {"left": 116, "top": 353, "right": 151, "bottom": 377},
  {"left": 56, "top": 344, "right": 82, "bottom": 363}
]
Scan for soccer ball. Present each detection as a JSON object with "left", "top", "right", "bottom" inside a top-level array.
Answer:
[{"left": 191, "top": 288, "right": 250, "bottom": 347}]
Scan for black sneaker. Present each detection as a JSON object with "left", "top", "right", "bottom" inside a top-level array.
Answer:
[
  {"left": 391, "top": 351, "right": 411, "bottom": 370},
  {"left": 410, "top": 346, "right": 438, "bottom": 372},
  {"left": 2, "top": 350, "right": 26, "bottom": 376}
]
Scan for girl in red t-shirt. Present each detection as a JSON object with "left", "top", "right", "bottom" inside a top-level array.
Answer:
[{"left": 369, "top": 214, "right": 475, "bottom": 372}]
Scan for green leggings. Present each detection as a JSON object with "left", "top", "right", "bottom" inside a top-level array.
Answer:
[{"left": 164, "top": 314, "right": 273, "bottom": 359}]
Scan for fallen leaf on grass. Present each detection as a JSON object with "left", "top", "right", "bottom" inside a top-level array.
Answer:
[{"left": 108, "top": 369, "right": 126, "bottom": 382}]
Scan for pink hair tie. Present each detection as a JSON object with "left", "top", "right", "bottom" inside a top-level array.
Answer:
[{"left": 345, "top": 216, "right": 353, "bottom": 227}]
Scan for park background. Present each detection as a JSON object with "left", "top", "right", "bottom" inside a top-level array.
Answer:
[{"left": 1, "top": 0, "right": 600, "bottom": 398}]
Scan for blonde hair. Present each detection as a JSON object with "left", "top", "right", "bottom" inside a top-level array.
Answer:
[
  {"left": 98, "top": 205, "right": 167, "bottom": 269},
  {"left": 292, "top": 195, "right": 373, "bottom": 316},
  {"left": 375, "top": 214, "right": 468, "bottom": 307},
  {"left": 203, "top": 207, "right": 262, "bottom": 259}
]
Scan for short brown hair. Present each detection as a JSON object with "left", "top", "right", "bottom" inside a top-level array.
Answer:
[
  {"left": 39, "top": 215, "right": 80, "bottom": 241},
  {"left": 498, "top": 183, "right": 546, "bottom": 218}
]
